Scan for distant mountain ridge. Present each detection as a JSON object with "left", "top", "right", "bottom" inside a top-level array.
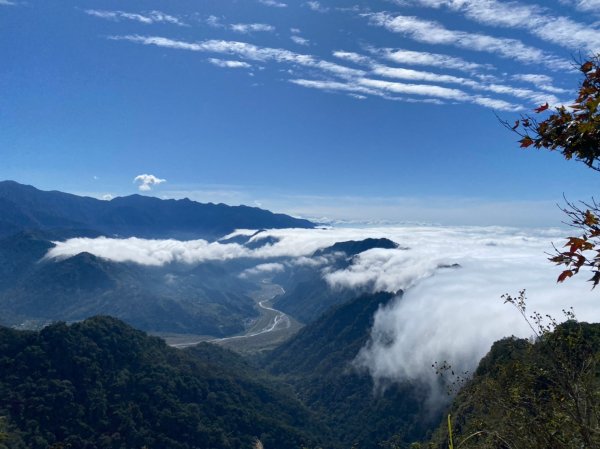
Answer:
[{"left": 0, "top": 180, "right": 314, "bottom": 240}]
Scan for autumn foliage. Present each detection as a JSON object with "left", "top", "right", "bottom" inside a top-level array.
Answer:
[
  {"left": 511, "top": 56, "right": 600, "bottom": 171},
  {"left": 506, "top": 56, "right": 600, "bottom": 287}
]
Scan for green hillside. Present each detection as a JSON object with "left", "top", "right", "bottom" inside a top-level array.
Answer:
[
  {"left": 427, "top": 321, "right": 600, "bottom": 449},
  {"left": 266, "top": 291, "right": 439, "bottom": 449},
  {"left": 0, "top": 317, "right": 330, "bottom": 449}
]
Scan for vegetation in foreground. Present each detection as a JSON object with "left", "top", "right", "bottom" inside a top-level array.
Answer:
[
  {"left": 0, "top": 316, "right": 329, "bottom": 449},
  {"left": 428, "top": 317, "right": 600, "bottom": 448}
]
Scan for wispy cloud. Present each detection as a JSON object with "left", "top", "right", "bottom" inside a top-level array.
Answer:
[
  {"left": 110, "top": 35, "right": 364, "bottom": 78},
  {"left": 370, "top": 64, "right": 557, "bottom": 105},
  {"left": 357, "top": 77, "right": 469, "bottom": 101},
  {"left": 259, "top": 0, "right": 288, "bottom": 7},
  {"left": 367, "top": 13, "right": 572, "bottom": 70},
  {"left": 333, "top": 51, "right": 373, "bottom": 66},
  {"left": 0, "top": 0, "right": 17, "bottom": 5},
  {"left": 511, "top": 74, "right": 569, "bottom": 94},
  {"left": 134, "top": 174, "right": 167, "bottom": 191},
  {"left": 292, "top": 77, "right": 521, "bottom": 110},
  {"left": 111, "top": 35, "right": 546, "bottom": 111},
  {"left": 240, "top": 262, "right": 285, "bottom": 278},
  {"left": 85, "top": 9, "right": 187, "bottom": 26},
  {"left": 291, "top": 35, "right": 310, "bottom": 46},
  {"left": 393, "top": 0, "right": 600, "bottom": 53},
  {"left": 230, "top": 23, "right": 275, "bottom": 33},
  {"left": 332, "top": 50, "right": 554, "bottom": 107},
  {"left": 208, "top": 58, "right": 252, "bottom": 69},
  {"left": 560, "top": 0, "right": 600, "bottom": 13},
  {"left": 205, "top": 15, "right": 223, "bottom": 28},
  {"left": 306, "top": 1, "right": 329, "bottom": 12},
  {"left": 370, "top": 47, "right": 491, "bottom": 73},
  {"left": 289, "top": 79, "right": 381, "bottom": 97}
]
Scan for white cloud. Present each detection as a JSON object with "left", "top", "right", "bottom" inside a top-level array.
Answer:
[
  {"left": 291, "top": 77, "right": 521, "bottom": 110},
  {"left": 353, "top": 234, "right": 600, "bottom": 399},
  {"left": 206, "top": 15, "right": 223, "bottom": 28},
  {"left": 471, "top": 96, "right": 521, "bottom": 110},
  {"left": 511, "top": 74, "right": 569, "bottom": 94},
  {"left": 0, "top": 0, "right": 16, "bottom": 5},
  {"left": 133, "top": 174, "right": 167, "bottom": 191},
  {"left": 306, "top": 1, "right": 329, "bottom": 12},
  {"left": 394, "top": 0, "right": 600, "bottom": 53},
  {"left": 208, "top": 58, "right": 252, "bottom": 69},
  {"left": 332, "top": 50, "right": 556, "bottom": 106},
  {"left": 259, "top": 0, "right": 288, "bottom": 7},
  {"left": 374, "top": 47, "right": 490, "bottom": 73},
  {"left": 357, "top": 77, "right": 469, "bottom": 101},
  {"left": 333, "top": 51, "right": 374, "bottom": 66},
  {"left": 102, "top": 194, "right": 114, "bottom": 201},
  {"left": 289, "top": 79, "right": 382, "bottom": 97},
  {"left": 111, "top": 35, "right": 542, "bottom": 111},
  {"left": 367, "top": 13, "right": 572, "bottom": 70},
  {"left": 46, "top": 227, "right": 600, "bottom": 399},
  {"left": 48, "top": 236, "right": 249, "bottom": 266},
  {"left": 561, "top": 0, "right": 600, "bottom": 13},
  {"left": 85, "top": 9, "right": 187, "bottom": 26},
  {"left": 291, "top": 35, "right": 310, "bottom": 46},
  {"left": 230, "top": 23, "right": 275, "bottom": 33},
  {"left": 240, "top": 262, "right": 286, "bottom": 278},
  {"left": 111, "top": 35, "right": 364, "bottom": 79}
]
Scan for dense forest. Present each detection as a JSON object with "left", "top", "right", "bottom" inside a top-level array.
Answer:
[
  {"left": 0, "top": 316, "right": 330, "bottom": 449},
  {"left": 266, "top": 291, "right": 437, "bottom": 449},
  {"left": 0, "top": 293, "right": 441, "bottom": 449}
]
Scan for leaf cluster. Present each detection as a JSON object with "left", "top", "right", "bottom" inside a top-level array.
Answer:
[
  {"left": 549, "top": 198, "right": 600, "bottom": 286},
  {"left": 507, "top": 57, "right": 600, "bottom": 171}
]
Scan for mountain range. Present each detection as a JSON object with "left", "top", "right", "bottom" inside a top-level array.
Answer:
[
  {"left": 0, "top": 180, "right": 597, "bottom": 448},
  {"left": 0, "top": 185, "right": 403, "bottom": 336},
  {"left": 0, "top": 180, "right": 314, "bottom": 241}
]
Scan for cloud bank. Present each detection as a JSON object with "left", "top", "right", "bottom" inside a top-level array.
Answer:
[{"left": 46, "top": 226, "right": 600, "bottom": 395}]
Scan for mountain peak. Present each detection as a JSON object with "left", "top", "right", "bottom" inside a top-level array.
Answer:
[{"left": 314, "top": 237, "right": 401, "bottom": 257}]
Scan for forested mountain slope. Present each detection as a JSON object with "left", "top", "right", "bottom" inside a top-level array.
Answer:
[
  {"left": 0, "top": 316, "right": 331, "bottom": 449},
  {"left": 266, "top": 291, "right": 439, "bottom": 449}
]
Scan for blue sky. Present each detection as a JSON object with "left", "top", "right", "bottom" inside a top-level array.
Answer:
[{"left": 1, "top": 0, "right": 599, "bottom": 225}]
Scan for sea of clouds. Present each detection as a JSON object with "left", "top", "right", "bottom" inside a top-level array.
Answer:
[{"left": 46, "top": 226, "right": 600, "bottom": 391}]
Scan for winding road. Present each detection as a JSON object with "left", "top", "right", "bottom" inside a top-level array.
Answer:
[
  {"left": 209, "top": 285, "right": 291, "bottom": 343},
  {"left": 170, "top": 283, "right": 297, "bottom": 350}
]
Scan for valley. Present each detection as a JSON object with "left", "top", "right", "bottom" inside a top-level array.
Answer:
[
  {"left": 1, "top": 183, "right": 600, "bottom": 448},
  {"left": 166, "top": 280, "right": 303, "bottom": 354}
]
